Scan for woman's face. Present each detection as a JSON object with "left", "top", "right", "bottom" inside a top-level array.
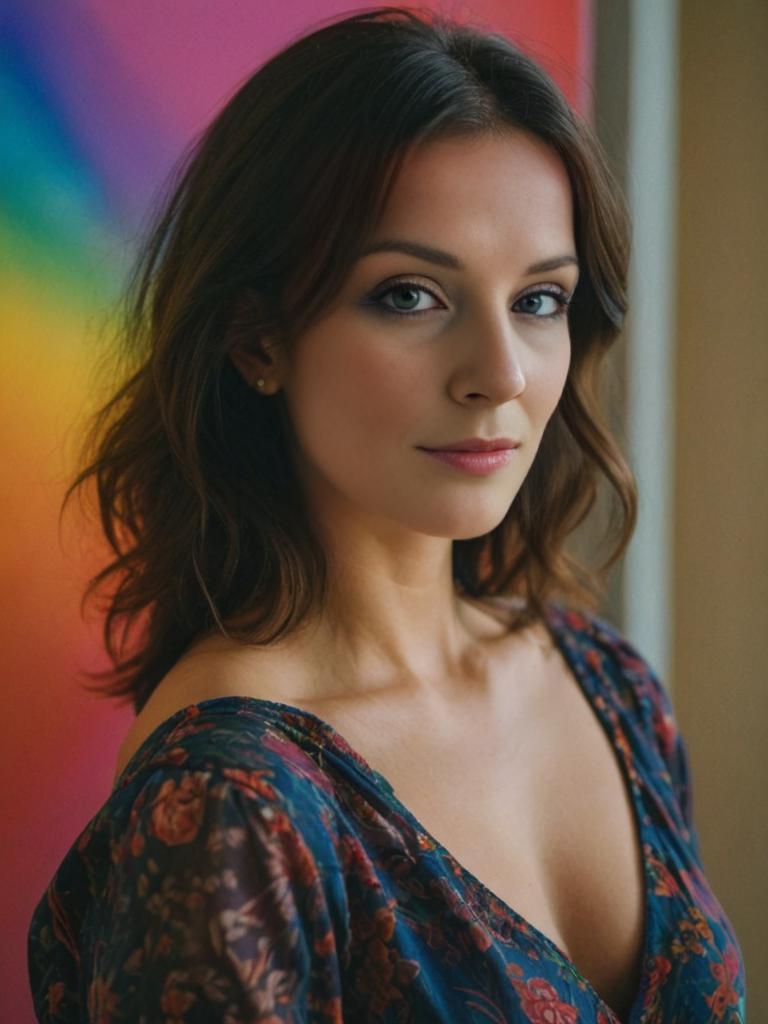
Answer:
[{"left": 267, "top": 129, "right": 577, "bottom": 542}]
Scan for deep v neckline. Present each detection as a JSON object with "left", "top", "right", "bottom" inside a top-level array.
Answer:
[{"left": 119, "top": 603, "right": 651, "bottom": 1023}]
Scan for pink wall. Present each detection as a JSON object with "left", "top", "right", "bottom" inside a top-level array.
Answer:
[{"left": 2, "top": 2, "right": 591, "bottom": 1018}]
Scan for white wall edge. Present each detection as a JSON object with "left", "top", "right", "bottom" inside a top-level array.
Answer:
[{"left": 624, "top": 0, "right": 678, "bottom": 694}]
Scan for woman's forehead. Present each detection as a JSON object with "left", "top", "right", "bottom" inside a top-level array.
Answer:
[{"left": 365, "top": 133, "right": 576, "bottom": 266}]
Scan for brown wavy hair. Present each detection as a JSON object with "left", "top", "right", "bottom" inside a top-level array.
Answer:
[{"left": 65, "top": 4, "right": 636, "bottom": 714}]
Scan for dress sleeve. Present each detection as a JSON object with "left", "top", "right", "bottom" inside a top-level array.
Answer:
[{"left": 87, "top": 767, "right": 348, "bottom": 1023}]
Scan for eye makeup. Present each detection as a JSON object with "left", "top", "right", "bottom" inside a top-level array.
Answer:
[{"left": 363, "top": 277, "right": 573, "bottom": 320}]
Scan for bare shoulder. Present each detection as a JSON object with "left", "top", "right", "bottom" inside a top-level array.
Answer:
[
  {"left": 112, "top": 597, "right": 555, "bottom": 786},
  {"left": 111, "top": 633, "right": 299, "bottom": 786}
]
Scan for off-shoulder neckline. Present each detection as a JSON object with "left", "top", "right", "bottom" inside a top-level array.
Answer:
[
  {"left": 112, "top": 601, "right": 646, "bottom": 1023},
  {"left": 116, "top": 600, "right": 574, "bottom": 787}
]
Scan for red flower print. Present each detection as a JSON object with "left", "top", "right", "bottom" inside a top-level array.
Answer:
[
  {"left": 149, "top": 772, "right": 207, "bottom": 846},
  {"left": 622, "top": 653, "right": 650, "bottom": 677},
  {"left": 46, "top": 981, "right": 65, "bottom": 1016},
  {"left": 87, "top": 977, "right": 120, "bottom": 1023},
  {"left": 563, "top": 609, "right": 588, "bottom": 630},
  {"left": 161, "top": 745, "right": 189, "bottom": 768},
  {"left": 645, "top": 954, "right": 672, "bottom": 988},
  {"left": 222, "top": 766, "right": 279, "bottom": 801},
  {"left": 642, "top": 955, "right": 672, "bottom": 1014},
  {"left": 341, "top": 833, "right": 384, "bottom": 891},
  {"left": 267, "top": 809, "right": 323, "bottom": 889},
  {"left": 705, "top": 943, "right": 742, "bottom": 1020},
  {"left": 645, "top": 845, "right": 680, "bottom": 897},
  {"left": 417, "top": 831, "right": 439, "bottom": 853},
  {"left": 653, "top": 711, "right": 677, "bottom": 760},
  {"left": 613, "top": 727, "right": 640, "bottom": 784},
  {"left": 160, "top": 981, "right": 196, "bottom": 1017},
  {"left": 586, "top": 649, "right": 603, "bottom": 672},
  {"left": 671, "top": 907, "right": 714, "bottom": 962},
  {"left": 510, "top": 976, "right": 579, "bottom": 1023},
  {"left": 468, "top": 919, "right": 493, "bottom": 952},
  {"left": 166, "top": 705, "right": 217, "bottom": 743},
  {"left": 76, "top": 819, "right": 96, "bottom": 852},
  {"left": 315, "top": 926, "right": 339, "bottom": 957},
  {"left": 325, "top": 995, "right": 345, "bottom": 1021},
  {"left": 130, "top": 830, "right": 145, "bottom": 857}
]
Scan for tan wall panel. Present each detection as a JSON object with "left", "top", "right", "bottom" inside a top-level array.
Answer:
[{"left": 676, "top": 0, "right": 768, "bottom": 1009}]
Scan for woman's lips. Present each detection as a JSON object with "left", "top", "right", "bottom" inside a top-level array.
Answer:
[{"left": 418, "top": 448, "right": 517, "bottom": 476}]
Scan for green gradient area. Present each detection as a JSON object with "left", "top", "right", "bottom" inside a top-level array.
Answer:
[{"left": 1, "top": 63, "right": 133, "bottom": 306}]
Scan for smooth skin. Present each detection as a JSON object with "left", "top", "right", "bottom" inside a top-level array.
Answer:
[
  {"left": 230, "top": 128, "right": 578, "bottom": 703},
  {"left": 117, "top": 130, "right": 645, "bottom": 1018}
]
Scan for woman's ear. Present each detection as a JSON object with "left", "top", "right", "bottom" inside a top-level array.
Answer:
[
  {"left": 226, "top": 288, "right": 284, "bottom": 392},
  {"left": 228, "top": 338, "right": 284, "bottom": 392},
  {"left": 229, "top": 341, "right": 267, "bottom": 387}
]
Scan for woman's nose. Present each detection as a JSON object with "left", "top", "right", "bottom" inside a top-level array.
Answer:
[{"left": 456, "top": 311, "right": 528, "bottom": 404}]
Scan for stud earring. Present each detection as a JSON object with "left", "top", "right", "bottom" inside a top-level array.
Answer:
[{"left": 253, "top": 376, "right": 266, "bottom": 389}]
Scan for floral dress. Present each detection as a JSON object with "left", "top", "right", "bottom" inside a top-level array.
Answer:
[{"left": 27, "top": 603, "right": 747, "bottom": 1022}]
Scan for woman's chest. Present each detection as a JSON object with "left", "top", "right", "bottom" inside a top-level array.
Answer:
[
  {"left": 115, "top": 630, "right": 647, "bottom": 1020},
  {"left": 329, "top": 656, "right": 646, "bottom": 1020}
]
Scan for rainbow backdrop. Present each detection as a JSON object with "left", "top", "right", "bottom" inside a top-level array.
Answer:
[{"left": 0, "top": 2, "right": 590, "bottom": 1018}]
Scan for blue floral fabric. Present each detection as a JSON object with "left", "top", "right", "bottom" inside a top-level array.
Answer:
[{"left": 27, "top": 602, "right": 746, "bottom": 1022}]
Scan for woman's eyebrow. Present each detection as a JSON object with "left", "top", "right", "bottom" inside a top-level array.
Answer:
[{"left": 355, "top": 238, "right": 578, "bottom": 275}]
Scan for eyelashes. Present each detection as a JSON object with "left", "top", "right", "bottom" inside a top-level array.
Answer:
[{"left": 365, "top": 277, "right": 573, "bottom": 321}]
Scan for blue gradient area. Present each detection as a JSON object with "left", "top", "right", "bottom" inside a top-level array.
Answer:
[
  {"left": 1, "top": 0, "right": 176, "bottom": 296},
  {"left": 1, "top": 8, "right": 119, "bottom": 295}
]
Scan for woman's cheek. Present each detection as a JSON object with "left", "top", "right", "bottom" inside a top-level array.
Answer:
[
  {"left": 285, "top": 337, "right": 407, "bottom": 479},
  {"left": 338, "top": 341, "right": 422, "bottom": 436},
  {"left": 527, "top": 338, "right": 571, "bottom": 423}
]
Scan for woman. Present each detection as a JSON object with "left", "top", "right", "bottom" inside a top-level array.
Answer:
[{"left": 28, "top": 7, "right": 746, "bottom": 1022}]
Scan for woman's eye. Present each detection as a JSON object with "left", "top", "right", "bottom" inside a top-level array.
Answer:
[
  {"left": 369, "top": 282, "right": 442, "bottom": 316},
  {"left": 513, "top": 290, "right": 569, "bottom": 318},
  {"left": 366, "top": 281, "right": 571, "bottom": 320}
]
